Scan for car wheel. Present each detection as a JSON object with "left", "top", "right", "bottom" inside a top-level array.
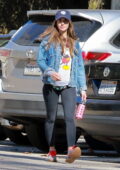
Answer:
[
  {"left": 25, "top": 121, "right": 81, "bottom": 153},
  {"left": 4, "top": 127, "right": 30, "bottom": 145},
  {"left": 25, "top": 123, "right": 48, "bottom": 152},
  {"left": 112, "top": 142, "right": 120, "bottom": 154},
  {"left": 84, "top": 134, "right": 114, "bottom": 150},
  {"left": 0, "top": 125, "right": 7, "bottom": 140}
]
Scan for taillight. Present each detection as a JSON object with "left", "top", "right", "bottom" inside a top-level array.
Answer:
[
  {"left": 82, "top": 51, "right": 86, "bottom": 59},
  {"left": 0, "top": 49, "right": 11, "bottom": 57},
  {"left": 83, "top": 52, "right": 111, "bottom": 61}
]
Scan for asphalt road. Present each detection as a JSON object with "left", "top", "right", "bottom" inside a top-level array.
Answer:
[{"left": 0, "top": 137, "right": 120, "bottom": 170}]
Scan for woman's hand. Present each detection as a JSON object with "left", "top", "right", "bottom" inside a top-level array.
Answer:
[
  {"left": 81, "top": 91, "right": 87, "bottom": 102},
  {"left": 50, "top": 72, "right": 61, "bottom": 81}
]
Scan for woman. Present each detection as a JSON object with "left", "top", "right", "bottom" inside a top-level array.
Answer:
[{"left": 37, "top": 10, "right": 87, "bottom": 163}]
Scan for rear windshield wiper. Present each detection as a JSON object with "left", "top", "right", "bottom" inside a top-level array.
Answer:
[{"left": 33, "top": 38, "right": 42, "bottom": 44}]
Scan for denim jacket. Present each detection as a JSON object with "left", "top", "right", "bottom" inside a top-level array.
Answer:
[{"left": 37, "top": 37, "right": 87, "bottom": 93}]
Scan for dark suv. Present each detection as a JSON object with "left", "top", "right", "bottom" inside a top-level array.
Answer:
[{"left": 0, "top": 9, "right": 120, "bottom": 152}]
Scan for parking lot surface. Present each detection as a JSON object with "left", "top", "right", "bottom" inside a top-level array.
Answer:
[{"left": 0, "top": 138, "right": 120, "bottom": 170}]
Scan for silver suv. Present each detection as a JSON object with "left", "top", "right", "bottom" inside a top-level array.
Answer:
[{"left": 0, "top": 9, "right": 120, "bottom": 152}]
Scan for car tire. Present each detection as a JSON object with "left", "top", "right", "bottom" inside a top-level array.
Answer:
[
  {"left": 84, "top": 134, "right": 114, "bottom": 150},
  {"left": 25, "top": 121, "right": 67, "bottom": 153},
  {"left": 25, "top": 121, "right": 81, "bottom": 153},
  {"left": 112, "top": 142, "right": 120, "bottom": 154},
  {"left": 4, "top": 127, "right": 30, "bottom": 145},
  {"left": 0, "top": 125, "right": 7, "bottom": 140},
  {"left": 25, "top": 122, "right": 48, "bottom": 152}
]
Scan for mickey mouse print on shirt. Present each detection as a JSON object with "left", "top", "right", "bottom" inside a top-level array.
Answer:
[{"left": 55, "top": 48, "right": 72, "bottom": 86}]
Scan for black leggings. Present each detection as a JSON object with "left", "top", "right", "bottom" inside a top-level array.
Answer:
[{"left": 43, "top": 84, "right": 76, "bottom": 147}]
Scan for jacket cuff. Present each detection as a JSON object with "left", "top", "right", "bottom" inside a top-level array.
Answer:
[{"left": 43, "top": 68, "right": 55, "bottom": 76}]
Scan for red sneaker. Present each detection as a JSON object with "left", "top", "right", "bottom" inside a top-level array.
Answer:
[
  {"left": 47, "top": 150, "right": 57, "bottom": 162},
  {"left": 66, "top": 146, "right": 81, "bottom": 163}
]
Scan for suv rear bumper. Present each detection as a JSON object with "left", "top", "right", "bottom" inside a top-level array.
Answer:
[
  {"left": 0, "top": 90, "right": 64, "bottom": 119},
  {"left": 0, "top": 87, "right": 120, "bottom": 134},
  {"left": 76, "top": 99, "right": 120, "bottom": 137}
]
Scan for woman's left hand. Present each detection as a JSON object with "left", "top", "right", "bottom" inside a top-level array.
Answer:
[{"left": 81, "top": 91, "right": 87, "bottom": 102}]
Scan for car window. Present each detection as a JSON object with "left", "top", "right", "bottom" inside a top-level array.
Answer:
[
  {"left": 0, "top": 36, "right": 11, "bottom": 47},
  {"left": 12, "top": 18, "right": 101, "bottom": 46},
  {"left": 74, "top": 20, "right": 101, "bottom": 42},
  {"left": 12, "top": 20, "right": 50, "bottom": 46},
  {"left": 0, "top": 40, "right": 9, "bottom": 47},
  {"left": 112, "top": 32, "right": 120, "bottom": 48}
]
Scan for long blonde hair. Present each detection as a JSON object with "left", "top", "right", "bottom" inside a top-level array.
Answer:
[{"left": 39, "top": 20, "right": 78, "bottom": 57}]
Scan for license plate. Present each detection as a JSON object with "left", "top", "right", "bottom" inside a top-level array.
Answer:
[
  {"left": 24, "top": 60, "right": 42, "bottom": 76},
  {"left": 98, "top": 80, "right": 117, "bottom": 95}
]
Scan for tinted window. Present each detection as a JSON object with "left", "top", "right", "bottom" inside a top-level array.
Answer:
[
  {"left": 0, "top": 35, "right": 11, "bottom": 47},
  {"left": 12, "top": 18, "right": 101, "bottom": 46},
  {"left": 0, "top": 40, "right": 9, "bottom": 47},
  {"left": 112, "top": 32, "right": 120, "bottom": 48},
  {"left": 74, "top": 20, "right": 101, "bottom": 42},
  {"left": 12, "top": 20, "right": 51, "bottom": 46}
]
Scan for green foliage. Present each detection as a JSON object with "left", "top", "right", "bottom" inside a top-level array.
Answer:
[
  {"left": 88, "top": 0, "right": 104, "bottom": 9},
  {"left": 0, "top": 0, "right": 59, "bottom": 33},
  {"left": 0, "top": 0, "right": 105, "bottom": 33}
]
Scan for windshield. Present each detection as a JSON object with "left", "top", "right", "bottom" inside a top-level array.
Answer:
[{"left": 12, "top": 19, "right": 101, "bottom": 46}]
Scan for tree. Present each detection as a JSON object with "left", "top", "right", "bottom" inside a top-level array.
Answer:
[
  {"left": 0, "top": 0, "right": 110, "bottom": 33},
  {"left": 88, "top": 0, "right": 104, "bottom": 9},
  {"left": 0, "top": 0, "right": 61, "bottom": 33}
]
